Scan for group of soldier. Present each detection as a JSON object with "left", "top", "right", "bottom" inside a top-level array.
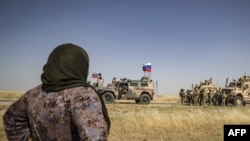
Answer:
[
  {"left": 179, "top": 80, "right": 227, "bottom": 106},
  {"left": 179, "top": 88, "right": 227, "bottom": 106}
]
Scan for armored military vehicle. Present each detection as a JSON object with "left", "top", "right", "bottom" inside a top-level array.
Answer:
[
  {"left": 97, "top": 76, "right": 155, "bottom": 104},
  {"left": 189, "top": 80, "right": 220, "bottom": 105},
  {"left": 220, "top": 75, "right": 250, "bottom": 106}
]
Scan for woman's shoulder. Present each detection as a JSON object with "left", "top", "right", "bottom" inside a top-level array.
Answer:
[
  {"left": 61, "top": 86, "right": 101, "bottom": 103},
  {"left": 24, "top": 85, "right": 43, "bottom": 96},
  {"left": 55, "top": 86, "right": 97, "bottom": 97},
  {"left": 69, "top": 86, "right": 98, "bottom": 95}
]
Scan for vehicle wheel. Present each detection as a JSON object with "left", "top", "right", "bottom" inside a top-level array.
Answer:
[
  {"left": 102, "top": 92, "right": 114, "bottom": 104},
  {"left": 139, "top": 94, "right": 151, "bottom": 105},
  {"left": 233, "top": 96, "right": 243, "bottom": 106}
]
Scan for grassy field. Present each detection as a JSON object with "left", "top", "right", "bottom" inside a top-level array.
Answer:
[
  {"left": 0, "top": 92, "right": 250, "bottom": 141},
  {"left": 0, "top": 90, "right": 25, "bottom": 99}
]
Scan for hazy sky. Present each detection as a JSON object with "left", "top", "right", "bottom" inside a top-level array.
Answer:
[{"left": 0, "top": 0, "right": 249, "bottom": 94}]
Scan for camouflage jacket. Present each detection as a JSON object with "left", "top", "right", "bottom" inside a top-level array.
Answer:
[{"left": 3, "top": 85, "right": 109, "bottom": 141}]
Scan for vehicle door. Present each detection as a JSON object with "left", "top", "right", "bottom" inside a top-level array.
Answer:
[{"left": 126, "top": 82, "right": 138, "bottom": 99}]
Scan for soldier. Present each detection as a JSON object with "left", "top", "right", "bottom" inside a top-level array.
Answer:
[
  {"left": 193, "top": 91, "right": 199, "bottom": 106},
  {"left": 123, "top": 83, "right": 128, "bottom": 93},
  {"left": 221, "top": 91, "right": 227, "bottom": 106},
  {"left": 118, "top": 83, "right": 128, "bottom": 99},
  {"left": 186, "top": 89, "right": 190, "bottom": 105},
  {"left": 112, "top": 77, "right": 116, "bottom": 85},
  {"left": 199, "top": 89, "right": 206, "bottom": 106},
  {"left": 179, "top": 88, "right": 186, "bottom": 104},
  {"left": 186, "top": 89, "right": 192, "bottom": 105},
  {"left": 213, "top": 90, "right": 220, "bottom": 106},
  {"left": 97, "top": 76, "right": 104, "bottom": 88},
  {"left": 233, "top": 79, "right": 237, "bottom": 88},
  {"left": 3, "top": 43, "right": 111, "bottom": 140},
  {"left": 193, "top": 87, "right": 199, "bottom": 106},
  {"left": 208, "top": 89, "right": 214, "bottom": 105}
]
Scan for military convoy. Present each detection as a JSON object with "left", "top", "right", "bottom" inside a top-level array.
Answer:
[
  {"left": 182, "top": 75, "right": 250, "bottom": 106},
  {"left": 220, "top": 75, "right": 250, "bottom": 106},
  {"left": 198, "top": 80, "right": 219, "bottom": 104},
  {"left": 90, "top": 72, "right": 249, "bottom": 107},
  {"left": 184, "top": 79, "right": 220, "bottom": 106},
  {"left": 96, "top": 76, "right": 155, "bottom": 105}
]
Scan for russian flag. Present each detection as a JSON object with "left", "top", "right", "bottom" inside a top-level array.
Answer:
[
  {"left": 92, "top": 73, "right": 98, "bottom": 78},
  {"left": 142, "top": 62, "right": 152, "bottom": 72}
]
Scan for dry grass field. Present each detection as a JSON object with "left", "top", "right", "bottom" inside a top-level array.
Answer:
[
  {"left": 0, "top": 90, "right": 25, "bottom": 100},
  {"left": 0, "top": 91, "right": 250, "bottom": 141}
]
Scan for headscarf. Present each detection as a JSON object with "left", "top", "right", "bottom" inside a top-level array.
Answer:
[
  {"left": 41, "top": 43, "right": 89, "bottom": 91},
  {"left": 41, "top": 43, "right": 110, "bottom": 132}
]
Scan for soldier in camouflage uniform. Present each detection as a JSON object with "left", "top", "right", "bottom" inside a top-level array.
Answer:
[
  {"left": 221, "top": 91, "right": 227, "bottom": 106},
  {"left": 3, "top": 43, "right": 111, "bottom": 141},
  {"left": 192, "top": 91, "right": 199, "bottom": 106},
  {"left": 192, "top": 87, "right": 199, "bottom": 106},
  {"left": 179, "top": 88, "right": 186, "bottom": 104},
  {"left": 186, "top": 89, "right": 192, "bottom": 105},
  {"left": 208, "top": 89, "right": 214, "bottom": 105},
  {"left": 213, "top": 90, "right": 220, "bottom": 106},
  {"left": 199, "top": 89, "right": 206, "bottom": 106}
]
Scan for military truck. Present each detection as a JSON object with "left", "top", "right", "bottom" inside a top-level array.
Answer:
[
  {"left": 220, "top": 75, "right": 250, "bottom": 106},
  {"left": 97, "top": 76, "right": 155, "bottom": 104},
  {"left": 189, "top": 80, "right": 220, "bottom": 105}
]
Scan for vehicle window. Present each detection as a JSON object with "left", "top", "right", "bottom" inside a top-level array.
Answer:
[
  {"left": 236, "top": 83, "right": 242, "bottom": 87},
  {"left": 228, "top": 82, "right": 235, "bottom": 87},
  {"left": 141, "top": 82, "right": 148, "bottom": 87},
  {"left": 130, "top": 82, "right": 138, "bottom": 87}
]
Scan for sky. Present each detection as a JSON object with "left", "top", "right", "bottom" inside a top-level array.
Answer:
[{"left": 0, "top": 0, "right": 250, "bottom": 94}]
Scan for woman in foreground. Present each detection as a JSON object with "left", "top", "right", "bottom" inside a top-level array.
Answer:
[{"left": 3, "top": 43, "right": 111, "bottom": 141}]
